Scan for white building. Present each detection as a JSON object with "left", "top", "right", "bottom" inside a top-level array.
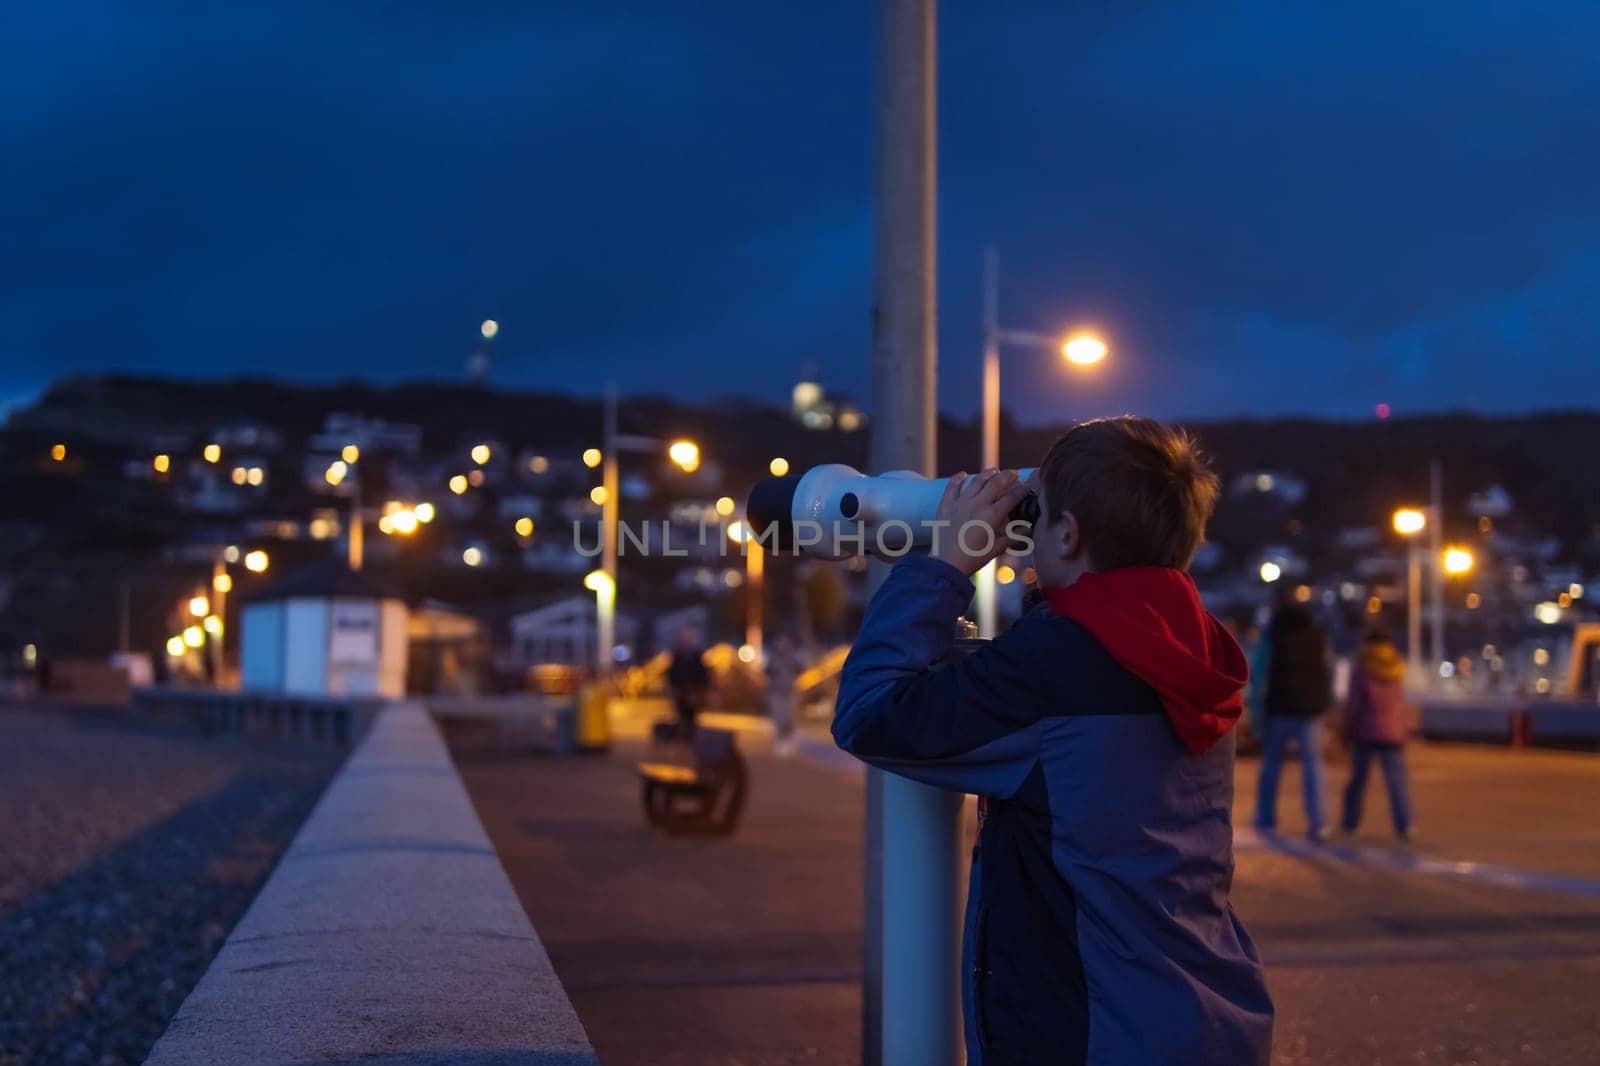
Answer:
[
  {"left": 240, "top": 565, "right": 408, "bottom": 698},
  {"left": 508, "top": 596, "right": 639, "bottom": 670}
]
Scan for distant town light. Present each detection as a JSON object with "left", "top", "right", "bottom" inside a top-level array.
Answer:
[
  {"left": 1442, "top": 547, "right": 1473, "bottom": 575},
  {"left": 325, "top": 460, "right": 348, "bottom": 486},
  {"left": 715, "top": 496, "right": 736, "bottom": 517},
  {"left": 342, "top": 444, "right": 360, "bottom": 464},
  {"left": 582, "top": 448, "right": 602, "bottom": 469},
  {"left": 584, "top": 569, "right": 614, "bottom": 594},
  {"left": 22, "top": 643, "right": 37, "bottom": 668},
  {"left": 203, "top": 443, "right": 222, "bottom": 464},
  {"left": 213, "top": 572, "right": 232, "bottom": 593},
  {"left": 529, "top": 455, "right": 550, "bottom": 475},
  {"left": 769, "top": 456, "right": 790, "bottom": 477},
  {"left": 166, "top": 636, "right": 186, "bottom": 658},
  {"left": 231, "top": 466, "right": 248, "bottom": 485},
  {"left": 1466, "top": 592, "right": 1481, "bottom": 609},
  {"left": 463, "top": 546, "right": 484, "bottom": 568},
  {"left": 1535, "top": 677, "right": 1552, "bottom": 694},
  {"left": 727, "top": 520, "right": 748, "bottom": 544},
  {"left": 182, "top": 625, "right": 204, "bottom": 649},
  {"left": 668, "top": 440, "right": 700, "bottom": 473},
  {"left": 1293, "top": 584, "right": 1313, "bottom": 603},
  {"left": 1558, "top": 592, "right": 1572, "bottom": 609},
  {"left": 377, "top": 514, "right": 395, "bottom": 535},
  {"left": 1392, "top": 508, "right": 1426, "bottom": 536},
  {"left": 515, "top": 516, "right": 534, "bottom": 537},
  {"left": 1533, "top": 648, "right": 1551, "bottom": 666},
  {"left": 449, "top": 475, "right": 469, "bottom": 495},
  {"left": 1366, "top": 595, "right": 1383, "bottom": 614},
  {"left": 1258, "top": 560, "right": 1282, "bottom": 583},
  {"left": 246, "top": 466, "right": 265, "bottom": 487},
  {"left": 996, "top": 564, "right": 1017, "bottom": 585},
  {"left": 1061, "top": 333, "right": 1108, "bottom": 367},
  {"left": 50, "top": 443, "right": 66, "bottom": 462},
  {"left": 203, "top": 615, "right": 223, "bottom": 637},
  {"left": 308, "top": 517, "right": 336, "bottom": 540},
  {"left": 589, "top": 486, "right": 609, "bottom": 506},
  {"left": 1571, "top": 583, "right": 1585, "bottom": 600},
  {"left": 153, "top": 454, "right": 171, "bottom": 474},
  {"left": 737, "top": 644, "right": 758, "bottom": 664},
  {"left": 468, "top": 469, "right": 485, "bottom": 487},
  {"left": 414, "top": 502, "right": 436, "bottom": 523},
  {"left": 1375, "top": 403, "right": 1392, "bottom": 420},
  {"left": 223, "top": 545, "right": 241, "bottom": 564},
  {"left": 390, "top": 509, "right": 418, "bottom": 535},
  {"left": 1534, "top": 601, "right": 1561, "bottom": 625},
  {"left": 471, "top": 444, "right": 491, "bottom": 465},
  {"left": 1254, "top": 473, "right": 1275, "bottom": 493},
  {"left": 243, "top": 550, "right": 269, "bottom": 573},
  {"left": 189, "top": 595, "right": 210, "bottom": 618},
  {"left": 723, "top": 569, "right": 743, "bottom": 588},
  {"left": 480, "top": 319, "right": 499, "bottom": 340}
]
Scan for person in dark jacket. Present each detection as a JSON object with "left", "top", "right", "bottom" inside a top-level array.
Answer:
[
  {"left": 834, "top": 417, "right": 1272, "bottom": 1066},
  {"left": 666, "top": 628, "right": 710, "bottom": 738},
  {"left": 1340, "top": 629, "right": 1414, "bottom": 839},
  {"left": 1251, "top": 600, "right": 1333, "bottom": 840}
]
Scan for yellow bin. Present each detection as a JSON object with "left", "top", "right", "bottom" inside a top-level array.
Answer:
[{"left": 575, "top": 682, "right": 612, "bottom": 752}]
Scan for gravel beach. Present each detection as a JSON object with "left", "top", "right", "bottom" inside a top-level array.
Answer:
[{"left": 0, "top": 703, "right": 342, "bottom": 1066}]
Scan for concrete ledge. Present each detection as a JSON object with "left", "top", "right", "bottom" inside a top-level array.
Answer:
[{"left": 145, "top": 702, "right": 598, "bottom": 1065}]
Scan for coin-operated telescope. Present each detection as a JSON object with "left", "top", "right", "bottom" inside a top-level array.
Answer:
[{"left": 744, "top": 464, "right": 1040, "bottom": 560}]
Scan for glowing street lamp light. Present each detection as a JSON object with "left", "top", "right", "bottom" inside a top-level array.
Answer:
[
  {"left": 1443, "top": 546, "right": 1474, "bottom": 576},
  {"left": 715, "top": 496, "right": 736, "bottom": 517},
  {"left": 189, "top": 595, "right": 210, "bottom": 618},
  {"left": 1392, "top": 508, "right": 1427, "bottom": 535},
  {"left": 514, "top": 516, "right": 535, "bottom": 537},
  {"left": 203, "top": 443, "right": 221, "bottom": 464},
  {"left": 389, "top": 509, "right": 419, "bottom": 535},
  {"left": 243, "top": 550, "right": 269, "bottom": 573},
  {"left": 1062, "top": 333, "right": 1109, "bottom": 366},
  {"left": 413, "top": 501, "right": 436, "bottom": 523},
  {"left": 582, "top": 448, "right": 602, "bottom": 469},
  {"left": 153, "top": 454, "right": 171, "bottom": 474},
  {"left": 1259, "top": 560, "right": 1283, "bottom": 583},
  {"left": 667, "top": 440, "right": 701, "bottom": 473},
  {"left": 213, "top": 572, "right": 232, "bottom": 594},
  {"left": 166, "top": 636, "right": 187, "bottom": 658},
  {"left": 449, "top": 474, "right": 469, "bottom": 495},
  {"left": 325, "top": 460, "right": 348, "bottom": 487},
  {"left": 182, "top": 625, "right": 205, "bottom": 649},
  {"left": 471, "top": 444, "right": 492, "bottom": 465},
  {"left": 769, "top": 456, "right": 790, "bottom": 477}
]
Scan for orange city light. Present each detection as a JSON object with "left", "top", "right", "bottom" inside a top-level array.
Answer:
[{"left": 1392, "top": 508, "right": 1427, "bottom": 535}]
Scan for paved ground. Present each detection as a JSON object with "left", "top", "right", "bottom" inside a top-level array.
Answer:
[
  {"left": 460, "top": 719, "right": 1600, "bottom": 1066},
  {"left": 0, "top": 703, "right": 342, "bottom": 1066}
]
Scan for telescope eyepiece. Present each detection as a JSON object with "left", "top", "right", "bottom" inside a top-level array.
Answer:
[{"left": 1009, "top": 492, "right": 1040, "bottom": 527}]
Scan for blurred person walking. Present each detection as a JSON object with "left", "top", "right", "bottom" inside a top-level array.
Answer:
[
  {"left": 667, "top": 628, "right": 710, "bottom": 740},
  {"left": 765, "top": 630, "right": 801, "bottom": 757},
  {"left": 1251, "top": 601, "right": 1333, "bottom": 840},
  {"left": 1340, "top": 629, "right": 1415, "bottom": 840}
]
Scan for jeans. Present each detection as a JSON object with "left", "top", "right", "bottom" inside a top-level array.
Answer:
[
  {"left": 1254, "top": 716, "right": 1327, "bottom": 834},
  {"left": 1342, "top": 743, "right": 1413, "bottom": 836}
]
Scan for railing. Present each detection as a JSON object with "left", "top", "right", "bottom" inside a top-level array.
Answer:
[
  {"left": 132, "top": 686, "right": 381, "bottom": 745},
  {"left": 143, "top": 701, "right": 598, "bottom": 1065},
  {"left": 1420, "top": 696, "right": 1600, "bottom": 748}
]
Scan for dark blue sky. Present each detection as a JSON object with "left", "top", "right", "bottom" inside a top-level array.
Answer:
[{"left": 5, "top": 1, "right": 1599, "bottom": 422}]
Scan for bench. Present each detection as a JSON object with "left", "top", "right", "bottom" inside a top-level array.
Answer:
[{"left": 637, "top": 727, "right": 748, "bottom": 835}]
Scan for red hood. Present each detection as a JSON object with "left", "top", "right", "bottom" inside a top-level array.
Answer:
[{"left": 1043, "top": 568, "right": 1247, "bottom": 754}]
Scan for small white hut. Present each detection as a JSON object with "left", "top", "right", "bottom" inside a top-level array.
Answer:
[{"left": 240, "top": 564, "right": 408, "bottom": 697}]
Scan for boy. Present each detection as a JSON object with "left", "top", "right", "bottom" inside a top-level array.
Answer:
[{"left": 833, "top": 417, "right": 1273, "bottom": 1065}]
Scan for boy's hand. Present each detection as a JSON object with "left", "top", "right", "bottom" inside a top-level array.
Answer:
[{"left": 931, "top": 469, "right": 1031, "bottom": 576}]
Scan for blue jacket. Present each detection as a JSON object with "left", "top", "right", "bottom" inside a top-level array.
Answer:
[{"left": 834, "top": 557, "right": 1273, "bottom": 1065}]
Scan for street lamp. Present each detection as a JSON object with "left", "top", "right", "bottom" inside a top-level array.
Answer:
[
  {"left": 977, "top": 246, "right": 1108, "bottom": 637},
  {"left": 596, "top": 382, "right": 703, "bottom": 673},
  {"left": 1393, "top": 507, "right": 1427, "bottom": 684},
  {"left": 1443, "top": 546, "right": 1474, "bottom": 576}
]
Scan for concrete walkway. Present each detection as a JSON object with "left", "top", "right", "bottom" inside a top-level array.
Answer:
[{"left": 459, "top": 731, "right": 1600, "bottom": 1065}]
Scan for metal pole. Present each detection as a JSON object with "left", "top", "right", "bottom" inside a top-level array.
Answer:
[
  {"left": 348, "top": 477, "right": 364, "bottom": 572},
  {"left": 745, "top": 540, "right": 765, "bottom": 655},
  {"left": 600, "top": 383, "right": 619, "bottom": 675},
  {"left": 975, "top": 246, "right": 1001, "bottom": 639},
  {"left": 1406, "top": 542, "right": 1422, "bottom": 687},
  {"left": 866, "top": 1, "right": 962, "bottom": 1064},
  {"left": 1428, "top": 459, "right": 1443, "bottom": 680}
]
